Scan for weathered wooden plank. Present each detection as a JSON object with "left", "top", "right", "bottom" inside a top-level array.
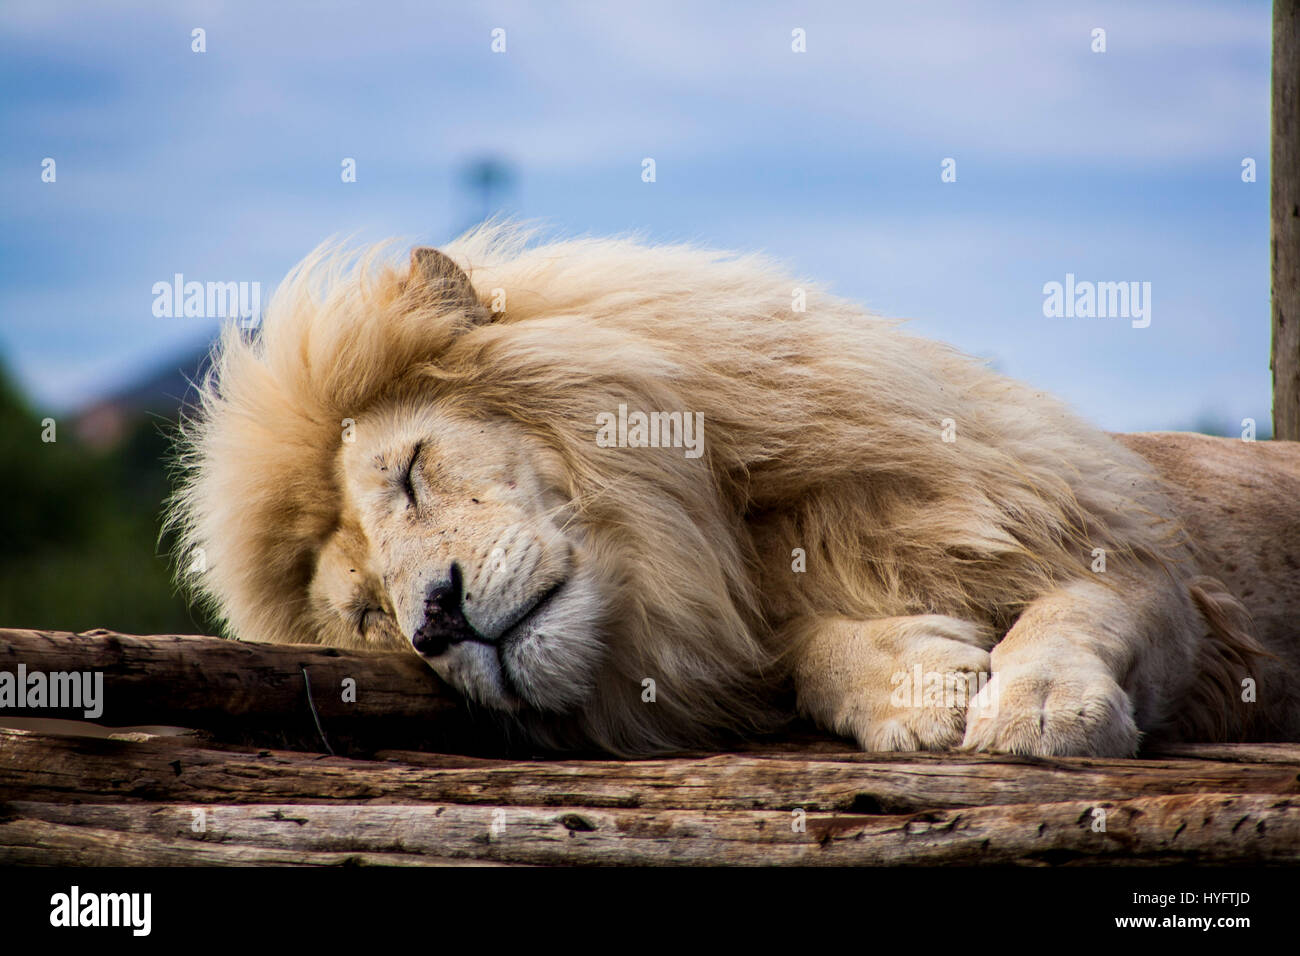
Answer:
[
  {"left": 3, "top": 729, "right": 1298, "bottom": 815},
  {"left": 1149, "top": 742, "right": 1300, "bottom": 765},
  {"left": 0, "top": 627, "right": 496, "bottom": 753},
  {"left": 0, "top": 818, "right": 518, "bottom": 867},
  {"left": 4, "top": 794, "right": 1296, "bottom": 866}
]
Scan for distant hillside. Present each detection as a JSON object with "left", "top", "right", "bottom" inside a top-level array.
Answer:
[{"left": 74, "top": 346, "right": 212, "bottom": 448}]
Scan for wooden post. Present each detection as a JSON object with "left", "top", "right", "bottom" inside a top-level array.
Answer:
[{"left": 1273, "top": 0, "right": 1300, "bottom": 440}]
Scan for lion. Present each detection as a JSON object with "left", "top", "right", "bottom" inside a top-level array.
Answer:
[{"left": 168, "top": 224, "right": 1300, "bottom": 757}]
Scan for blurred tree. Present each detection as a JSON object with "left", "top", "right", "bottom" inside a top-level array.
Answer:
[{"left": 0, "top": 362, "right": 218, "bottom": 635}]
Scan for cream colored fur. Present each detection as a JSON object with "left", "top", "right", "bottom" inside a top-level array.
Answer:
[{"left": 167, "top": 224, "right": 1300, "bottom": 756}]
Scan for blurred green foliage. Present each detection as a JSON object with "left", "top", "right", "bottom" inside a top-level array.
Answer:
[{"left": 0, "top": 364, "right": 218, "bottom": 636}]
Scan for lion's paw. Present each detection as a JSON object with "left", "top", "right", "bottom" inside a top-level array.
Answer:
[
  {"left": 841, "top": 626, "right": 992, "bottom": 753},
  {"left": 960, "top": 664, "right": 1139, "bottom": 757}
]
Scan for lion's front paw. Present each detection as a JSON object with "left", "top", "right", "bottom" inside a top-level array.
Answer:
[
  {"left": 837, "top": 623, "right": 992, "bottom": 752},
  {"left": 960, "top": 664, "right": 1139, "bottom": 757}
]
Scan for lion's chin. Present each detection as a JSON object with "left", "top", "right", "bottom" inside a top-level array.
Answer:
[{"left": 426, "top": 640, "right": 524, "bottom": 713}]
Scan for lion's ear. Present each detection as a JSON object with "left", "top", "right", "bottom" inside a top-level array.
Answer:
[{"left": 407, "top": 246, "right": 491, "bottom": 323}]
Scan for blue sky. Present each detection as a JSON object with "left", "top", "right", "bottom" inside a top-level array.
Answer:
[{"left": 0, "top": 0, "right": 1274, "bottom": 433}]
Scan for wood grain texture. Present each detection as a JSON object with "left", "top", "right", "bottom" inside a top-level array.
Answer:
[
  {"left": 2, "top": 729, "right": 1299, "bottom": 814},
  {"left": 2, "top": 628, "right": 1298, "bottom": 865},
  {"left": 1274, "top": 0, "right": 1300, "bottom": 439},
  {"left": 0, "top": 627, "right": 494, "bottom": 753},
  {"left": 2, "top": 793, "right": 1296, "bottom": 866}
]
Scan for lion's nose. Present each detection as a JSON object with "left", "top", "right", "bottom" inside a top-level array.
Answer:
[{"left": 412, "top": 562, "right": 477, "bottom": 656}]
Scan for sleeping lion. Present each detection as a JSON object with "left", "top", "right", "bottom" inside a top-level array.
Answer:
[{"left": 169, "top": 225, "right": 1300, "bottom": 757}]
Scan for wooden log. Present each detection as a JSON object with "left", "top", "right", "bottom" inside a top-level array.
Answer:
[
  {"left": 1148, "top": 742, "right": 1300, "bottom": 765},
  {"left": 3, "top": 729, "right": 1298, "bottom": 815},
  {"left": 3, "top": 793, "right": 1296, "bottom": 866},
  {"left": 0, "top": 628, "right": 499, "bottom": 753},
  {"left": 1274, "top": 0, "right": 1300, "bottom": 439},
  {"left": 0, "top": 817, "right": 517, "bottom": 867}
]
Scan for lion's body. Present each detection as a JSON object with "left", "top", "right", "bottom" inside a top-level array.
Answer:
[
  {"left": 169, "top": 226, "right": 1300, "bottom": 755},
  {"left": 1115, "top": 432, "right": 1300, "bottom": 712}
]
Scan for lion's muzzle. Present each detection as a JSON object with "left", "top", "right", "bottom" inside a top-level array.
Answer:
[{"left": 411, "top": 562, "right": 478, "bottom": 657}]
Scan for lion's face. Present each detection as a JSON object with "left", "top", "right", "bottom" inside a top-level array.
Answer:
[{"left": 327, "top": 400, "right": 609, "bottom": 714}]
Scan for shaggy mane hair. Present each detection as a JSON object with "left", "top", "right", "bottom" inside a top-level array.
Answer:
[{"left": 167, "top": 223, "right": 1256, "bottom": 752}]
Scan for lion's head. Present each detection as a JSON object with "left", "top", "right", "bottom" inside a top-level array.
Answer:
[{"left": 169, "top": 227, "right": 801, "bottom": 753}]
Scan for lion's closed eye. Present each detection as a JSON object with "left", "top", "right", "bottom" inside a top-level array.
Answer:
[{"left": 401, "top": 442, "right": 424, "bottom": 506}]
